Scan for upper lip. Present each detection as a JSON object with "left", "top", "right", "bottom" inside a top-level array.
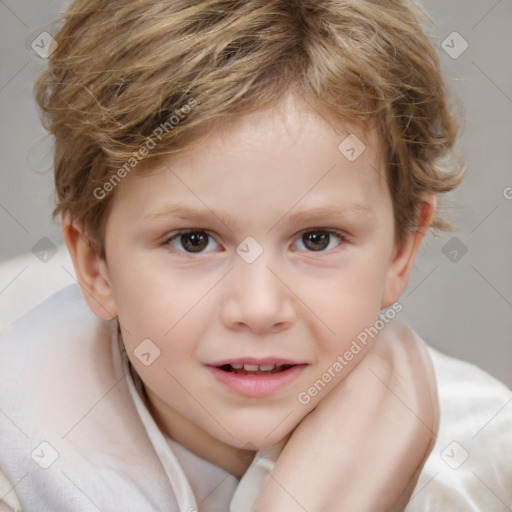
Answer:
[{"left": 207, "top": 357, "right": 306, "bottom": 367}]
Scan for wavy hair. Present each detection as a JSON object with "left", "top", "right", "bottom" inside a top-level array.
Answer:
[{"left": 34, "top": 0, "right": 464, "bottom": 255}]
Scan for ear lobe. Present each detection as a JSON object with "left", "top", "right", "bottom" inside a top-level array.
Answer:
[
  {"left": 381, "top": 196, "right": 436, "bottom": 308},
  {"left": 61, "top": 216, "right": 117, "bottom": 320}
]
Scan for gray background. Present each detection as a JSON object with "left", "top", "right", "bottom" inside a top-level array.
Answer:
[{"left": 0, "top": 0, "right": 511, "bottom": 387}]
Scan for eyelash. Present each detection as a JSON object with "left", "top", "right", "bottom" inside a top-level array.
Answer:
[{"left": 162, "top": 229, "right": 347, "bottom": 255}]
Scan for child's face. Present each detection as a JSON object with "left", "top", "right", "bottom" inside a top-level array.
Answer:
[{"left": 97, "top": 93, "right": 415, "bottom": 452}]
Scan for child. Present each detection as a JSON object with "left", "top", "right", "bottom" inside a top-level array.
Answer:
[{"left": 1, "top": 0, "right": 511, "bottom": 510}]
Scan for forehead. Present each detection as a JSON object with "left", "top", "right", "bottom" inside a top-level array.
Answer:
[
  {"left": 151, "top": 93, "right": 385, "bottom": 172},
  {"left": 113, "top": 93, "right": 389, "bottom": 224}
]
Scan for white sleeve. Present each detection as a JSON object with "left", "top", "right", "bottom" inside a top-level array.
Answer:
[{"left": 405, "top": 346, "right": 512, "bottom": 511}]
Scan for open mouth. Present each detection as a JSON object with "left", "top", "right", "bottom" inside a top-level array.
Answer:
[
  {"left": 217, "top": 363, "right": 294, "bottom": 375},
  {"left": 207, "top": 361, "right": 306, "bottom": 396}
]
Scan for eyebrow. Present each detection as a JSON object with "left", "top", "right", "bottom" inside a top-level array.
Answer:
[
  {"left": 281, "top": 204, "right": 375, "bottom": 227},
  {"left": 143, "top": 204, "right": 237, "bottom": 230},
  {"left": 142, "top": 203, "right": 375, "bottom": 230}
]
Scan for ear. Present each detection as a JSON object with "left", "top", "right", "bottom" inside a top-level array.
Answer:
[
  {"left": 61, "top": 215, "right": 117, "bottom": 320},
  {"left": 381, "top": 196, "right": 436, "bottom": 308}
]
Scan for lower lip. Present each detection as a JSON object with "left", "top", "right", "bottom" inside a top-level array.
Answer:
[{"left": 206, "top": 365, "right": 307, "bottom": 397}]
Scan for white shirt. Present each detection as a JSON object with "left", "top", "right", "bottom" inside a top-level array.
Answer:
[{"left": 1, "top": 284, "right": 511, "bottom": 511}]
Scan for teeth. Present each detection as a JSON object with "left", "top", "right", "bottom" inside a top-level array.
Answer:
[
  {"left": 242, "top": 364, "right": 278, "bottom": 372},
  {"left": 222, "top": 363, "right": 290, "bottom": 373},
  {"left": 228, "top": 363, "right": 279, "bottom": 372}
]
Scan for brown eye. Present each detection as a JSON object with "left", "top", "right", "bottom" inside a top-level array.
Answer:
[
  {"left": 167, "top": 230, "right": 217, "bottom": 253},
  {"left": 181, "top": 232, "right": 208, "bottom": 252},
  {"left": 294, "top": 230, "right": 345, "bottom": 252},
  {"left": 302, "top": 231, "right": 330, "bottom": 251}
]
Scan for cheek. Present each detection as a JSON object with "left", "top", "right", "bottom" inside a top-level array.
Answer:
[
  {"left": 108, "top": 250, "right": 200, "bottom": 335},
  {"left": 307, "top": 262, "right": 386, "bottom": 328},
  {"left": 118, "top": 306, "right": 205, "bottom": 409},
  {"left": 297, "top": 264, "right": 388, "bottom": 373},
  {"left": 109, "top": 256, "right": 210, "bottom": 373}
]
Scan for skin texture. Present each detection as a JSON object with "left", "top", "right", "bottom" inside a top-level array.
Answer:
[
  {"left": 253, "top": 323, "right": 439, "bottom": 511},
  {"left": 63, "top": 92, "right": 439, "bottom": 509}
]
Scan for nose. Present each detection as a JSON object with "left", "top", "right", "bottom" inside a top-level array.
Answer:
[{"left": 220, "top": 254, "right": 296, "bottom": 334}]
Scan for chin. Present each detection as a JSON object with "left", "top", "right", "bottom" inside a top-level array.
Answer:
[{"left": 210, "top": 415, "right": 298, "bottom": 451}]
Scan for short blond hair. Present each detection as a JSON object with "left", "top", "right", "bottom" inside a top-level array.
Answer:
[{"left": 34, "top": 0, "right": 464, "bottom": 256}]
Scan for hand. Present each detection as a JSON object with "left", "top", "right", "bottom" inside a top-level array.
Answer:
[{"left": 253, "top": 323, "right": 439, "bottom": 512}]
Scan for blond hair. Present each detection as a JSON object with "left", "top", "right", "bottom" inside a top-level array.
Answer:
[{"left": 34, "top": 0, "right": 464, "bottom": 256}]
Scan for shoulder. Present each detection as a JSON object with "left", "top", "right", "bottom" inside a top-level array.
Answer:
[
  {"left": 0, "top": 283, "right": 115, "bottom": 401},
  {"left": 406, "top": 341, "right": 512, "bottom": 511},
  {"left": 1, "top": 283, "right": 97, "bottom": 341},
  {"left": 0, "top": 285, "right": 116, "bottom": 509},
  {"left": 428, "top": 345, "right": 512, "bottom": 446},
  {"left": 0, "top": 283, "right": 117, "bottom": 426},
  {"left": 0, "top": 283, "right": 112, "bottom": 371},
  {"left": 428, "top": 344, "right": 511, "bottom": 396}
]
